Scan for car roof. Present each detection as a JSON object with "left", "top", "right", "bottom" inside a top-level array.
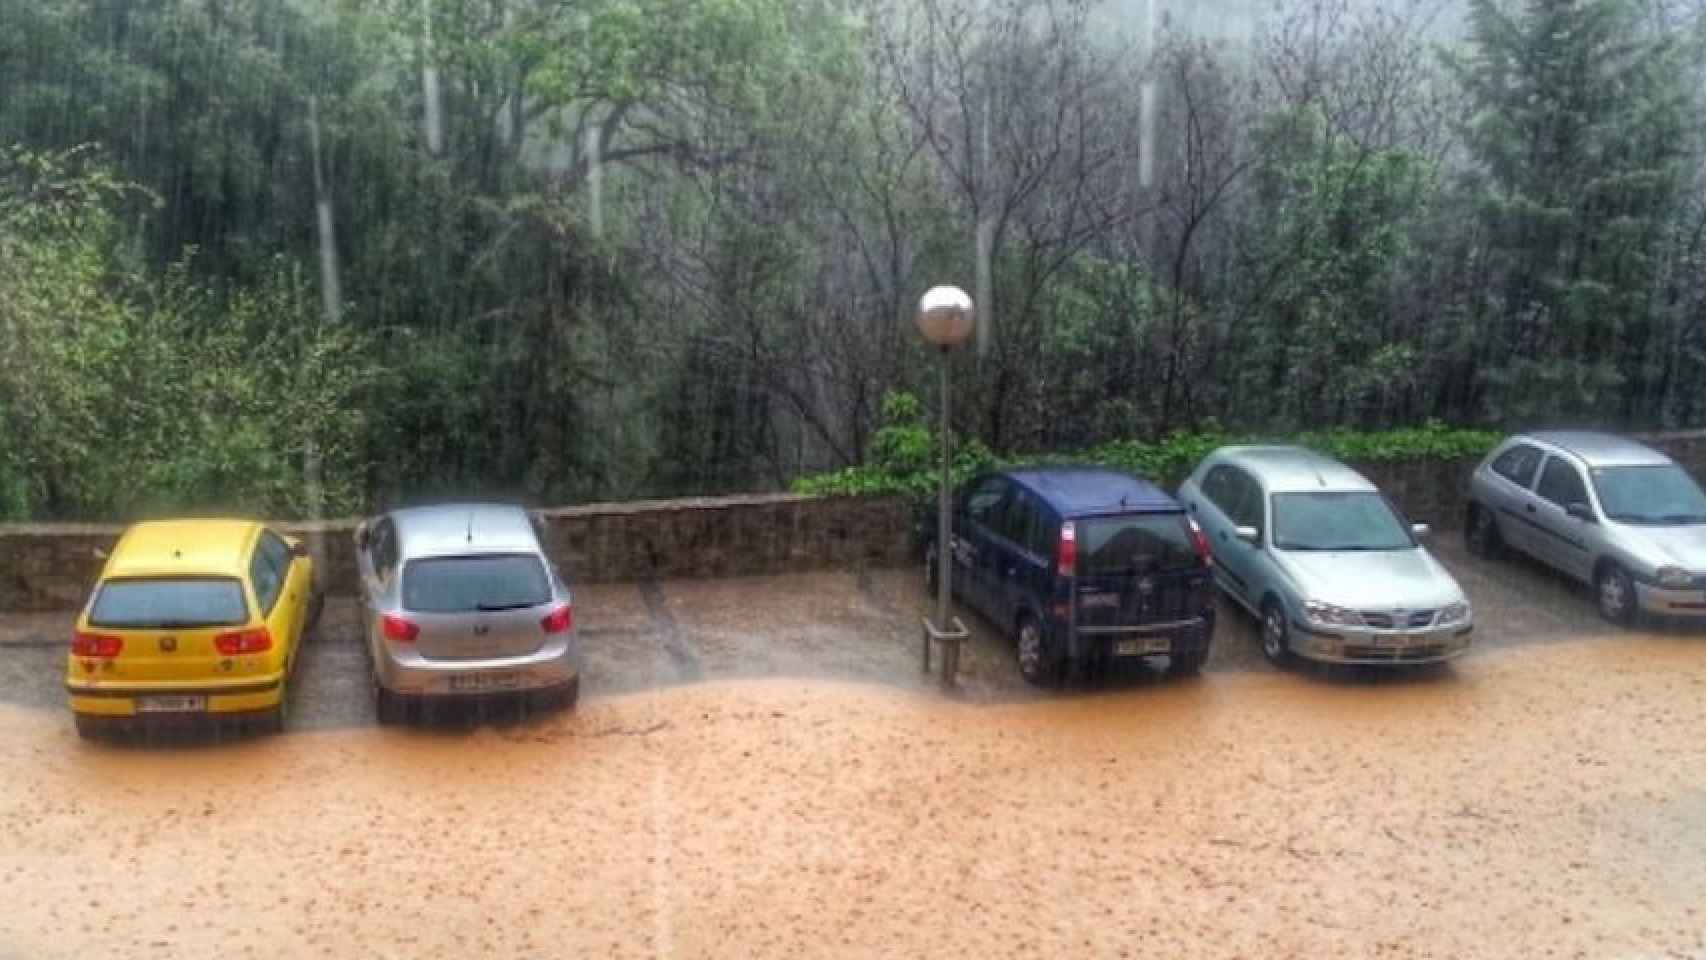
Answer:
[
  {"left": 389, "top": 503, "right": 540, "bottom": 560},
  {"left": 1213, "top": 445, "right": 1376, "bottom": 494},
  {"left": 1002, "top": 466, "right": 1178, "bottom": 515},
  {"left": 1522, "top": 431, "right": 1672, "bottom": 468},
  {"left": 106, "top": 519, "right": 262, "bottom": 579}
]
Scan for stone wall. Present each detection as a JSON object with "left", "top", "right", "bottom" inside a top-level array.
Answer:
[
  {"left": 5, "top": 430, "right": 1705, "bottom": 613},
  {"left": 0, "top": 494, "right": 914, "bottom": 613}
]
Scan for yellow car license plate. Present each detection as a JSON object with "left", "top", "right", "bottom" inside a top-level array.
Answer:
[{"left": 136, "top": 695, "right": 207, "bottom": 713}]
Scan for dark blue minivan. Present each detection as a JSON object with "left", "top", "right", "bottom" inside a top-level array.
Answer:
[{"left": 925, "top": 467, "right": 1216, "bottom": 684}]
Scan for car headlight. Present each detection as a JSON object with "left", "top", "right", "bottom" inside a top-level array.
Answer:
[
  {"left": 1655, "top": 566, "right": 1694, "bottom": 589},
  {"left": 1303, "top": 600, "right": 1361, "bottom": 627},
  {"left": 1439, "top": 601, "right": 1471, "bottom": 625}
]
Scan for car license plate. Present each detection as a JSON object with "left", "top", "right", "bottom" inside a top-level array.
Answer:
[
  {"left": 1114, "top": 637, "right": 1171, "bottom": 657},
  {"left": 1375, "top": 633, "right": 1408, "bottom": 647},
  {"left": 136, "top": 695, "right": 206, "bottom": 713},
  {"left": 449, "top": 672, "right": 521, "bottom": 693}
]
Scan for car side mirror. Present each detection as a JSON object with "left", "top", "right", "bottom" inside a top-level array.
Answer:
[
  {"left": 1566, "top": 502, "right": 1595, "bottom": 523},
  {"left": 1234, "top": 525, "right": 1260, "bottom": 545},
  {"left": 288, "top": 538, "right": 310, "bottom": 558},
  {"left": 1411, "top": 523, "right": 1432, "bottom": 539},
  {"left": 354, "top": 521, "right": 370, "bottom": 549}
]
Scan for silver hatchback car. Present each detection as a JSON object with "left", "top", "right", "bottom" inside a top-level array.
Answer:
[
  {"left": 355, "top": 503, "right": 581, "bottom": 721},
  {"left": 1466, "top": 431, "right": 1706, "bottom": 624},
  {"left": 1179, "top": 446, "right": 1474, "bottom": 666}
]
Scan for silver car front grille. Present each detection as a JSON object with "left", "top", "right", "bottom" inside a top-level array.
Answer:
[{"left": 1358, "top": 609, "right": 1437, "bottom": 629}]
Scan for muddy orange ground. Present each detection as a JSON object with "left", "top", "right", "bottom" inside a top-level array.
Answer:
[{"left": 3, "top": 636, "right": 1703, "bottom": 959}]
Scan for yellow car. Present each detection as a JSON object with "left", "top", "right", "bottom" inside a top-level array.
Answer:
[{"left": 66, "top": 519, "right": 318, "bottom": 738}]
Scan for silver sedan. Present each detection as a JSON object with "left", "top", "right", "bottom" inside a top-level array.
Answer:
[
  {"left": 1466, "top": 431, "right": 1706, "bottom": 624},
  {"left": 1179, "top": 446, "right": 1474, "bottom": 667},
  {"left": 354, "top": 503, "right": 581, "bottom": 722}
]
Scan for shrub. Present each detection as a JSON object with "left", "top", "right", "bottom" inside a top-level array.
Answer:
[{"left": 792, "top": 393, "right": 1500, "bottom": 501}]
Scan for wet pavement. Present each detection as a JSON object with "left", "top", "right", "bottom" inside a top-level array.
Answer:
[
  {"left": 2, "top": 535, "right": 1706, "bottom": 957},
  {"left": 1, "top": 534, "right": 1694, "bottom": 726}
]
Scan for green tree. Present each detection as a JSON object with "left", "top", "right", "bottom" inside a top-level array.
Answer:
[{"left": 1446, "top": 0, "right": 1698, "bottom": 422}]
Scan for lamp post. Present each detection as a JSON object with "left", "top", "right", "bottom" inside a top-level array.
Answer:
[{"left": 916, "top": 285, "right": 975, "bottom": 688}]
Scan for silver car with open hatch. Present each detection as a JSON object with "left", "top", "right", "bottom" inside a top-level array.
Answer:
[
  {"left": 1179, "top": 446, "right": 1474, "bottom": 666},
  {"left": 1465, "top": 431, "right": 1706, "bottom": 624},
  {"left": 355, "top": 503, "right": 581, "bottom": 722}
]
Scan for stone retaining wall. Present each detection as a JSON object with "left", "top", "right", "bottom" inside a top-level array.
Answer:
[
  {"left": 0, "top": 495, "right": 914, "bottom": 613},
  {"left": 4, "top": 430, "right": 1704, "bottom": 613}
]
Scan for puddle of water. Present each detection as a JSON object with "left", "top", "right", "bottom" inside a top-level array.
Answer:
[{"left": 1, "top": 640, "right": 1703, "bottom": 958}]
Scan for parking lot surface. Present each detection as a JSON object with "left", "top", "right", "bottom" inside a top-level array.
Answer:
[
  {"left": 2, "top": 536, "right": 1703, "bottom": 958},
  {"left": 0, "top": 537, "right": 1667, "bottom": 724}
]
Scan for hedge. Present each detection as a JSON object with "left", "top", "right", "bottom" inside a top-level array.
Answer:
[{"left": 792, "top": 393, "right": 1500, "bottom": 501}]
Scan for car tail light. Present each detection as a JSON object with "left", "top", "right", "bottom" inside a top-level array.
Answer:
[
  {"left": 1057, "top": 521, "right": 1077, "bottom": 577},
  {"left": 71, "top": 632, "right": 123, "bottom": 657},
  {"left": 541, "top": 605, "right": 573, "bottom": 634},
  {"left": 381, "top": 614, "right": 419, "bottom": 643},
  {"left": 1188, "top": 516, "right": 1212, "bottom": 566},
  {"left": 214, "top": 627, "right": 272, "bottom": 655}
]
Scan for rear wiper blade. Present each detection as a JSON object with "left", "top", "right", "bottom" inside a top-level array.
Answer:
[{"left": 475, "top": 600, "right": 537, "bottom": 612}]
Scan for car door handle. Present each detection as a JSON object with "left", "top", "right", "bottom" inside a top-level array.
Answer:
[
  {"left": 1525, "top": 504, "right": 1536, "bottom": 514},
  {"left": 1218, "top": 531, "right": 1228, "bottom": 541}
]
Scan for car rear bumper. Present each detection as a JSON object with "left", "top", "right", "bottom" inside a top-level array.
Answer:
[
  {"left": 66, "top": 674, "right": 284, "bottom": 717},
  {"left": 1635, "top": 583, "right": 1706, "bottom": 617},
  {"left": 1291, "top": 621, "right": 1473, "bottom": 665},
  {"left": 1064, "top": 613, "right": 1215, "bottom": 659},
  {"left": 375, "top": 635, "right": 580, "bottom": 697}
]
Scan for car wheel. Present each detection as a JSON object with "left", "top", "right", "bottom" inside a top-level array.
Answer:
[
  {"left": 73, "top": 713, "right": 104, "bottom": 741},
  {"left": 531, "top": 675, "right": 580, "bottom": 714},
  {"left": 257, "top": 683, "right": 288, "bottom": 735},
  {"left": 374, "top": 683, "right": 408, "bottom": 726},
  {"left": 1167, "top": 641, "right": 1209, "bottom": 678},
  {"left": 1015, "top": 616, "right": 1056, "bottom": 687},
  {"left": 1596, "top": 564, "right": 1637, "bottom": 627},
  {"left": 1261, "top": 599, "right": 1294, "bottom": 667},
  {"left": 1466, "top": 505, "right": 1503, "bottom": 559},
  {"left": 306, "top": 590, "right": 326, "bottom": 637}
]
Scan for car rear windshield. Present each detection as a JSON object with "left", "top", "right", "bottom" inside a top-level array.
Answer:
[
  {"left": 402, "top": 554, "right": 551, "bottom": 613},
  {"left": 1592, "top": 465, "right": 1706, "bottom": 524},
  {"left": 1272, "top": 492, "right": 1413, "bottom": 551},
  {"left": 1079, "top": 512, "right": 1198, "bottom": 575},
  {"left": 88, "top": 577, "right": 249, "bottom": 628}
]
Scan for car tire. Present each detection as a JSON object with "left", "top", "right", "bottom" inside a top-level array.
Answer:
[
  {"left": 1015, "top": 615, "right": 1057, "bottom": 687},
  {"left": 257, "top": 684, "right": 288, "bottom": 735},
  {"left": 374, "top": 683, "right": 408, "bottom": 726},
  {"left": 73, "top": 713, "right": 104, "bottom": 741},
  {"left": 1466, "top": 504, "right": 1503, "bottom": 560},
  {"left": 1596, "top": 564, "right": 1637, "bottom": 627},
  {"left": 1167, "top": 642, "right": 1209, "bottom": 678},
  {"left": 1260, "top": 598, "right": 1294, "bottom": 667},
  {"left": 306, "top": 590, "right": 326, "bottom": 637},
  {"left": 531, "top": 675, "right": 580, "bottom": 714}
]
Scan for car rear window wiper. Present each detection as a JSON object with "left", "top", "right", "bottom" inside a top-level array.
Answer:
[{"left": 475, "top": 600, "right": 540, "bottom": 612}]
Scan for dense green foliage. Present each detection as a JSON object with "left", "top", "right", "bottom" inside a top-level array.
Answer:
[
  {"left": 1, "top": 0, "right": 1703, "bottom": 520},
  {"left": 793, "top": 392, "right": 1501, "bottom": 498}
]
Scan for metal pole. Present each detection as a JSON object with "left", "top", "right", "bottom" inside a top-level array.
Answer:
[{"left": 937, "top": 350, "right": 958, "bottom": 686}]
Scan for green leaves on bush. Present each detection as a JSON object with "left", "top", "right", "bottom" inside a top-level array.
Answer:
[{"left": 793, "top": 392, "right": 1500, "bottom": 500}]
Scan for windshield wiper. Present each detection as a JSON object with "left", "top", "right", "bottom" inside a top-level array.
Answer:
[
  {"left": 475, "top": 600, "right": 538, "bottom": 612},
  {"left": 1655, "top": 514, "right": 1706, "bottom": 524}
]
